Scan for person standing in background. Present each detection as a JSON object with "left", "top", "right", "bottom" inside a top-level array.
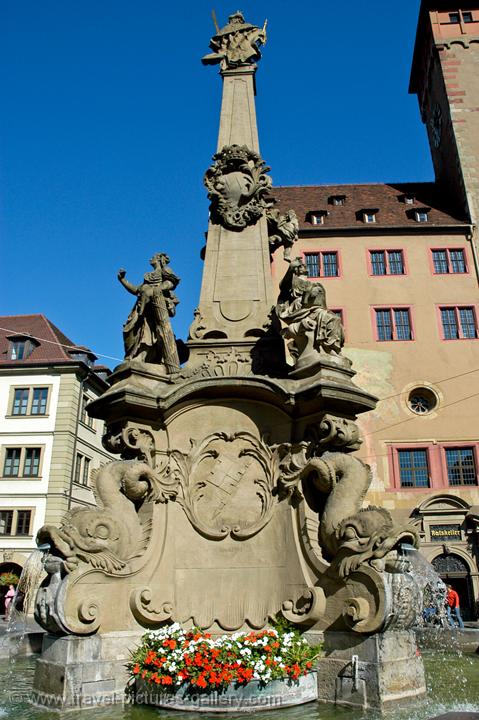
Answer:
[
  {"left": 446, "top": 584, "right": 465, "bottom": 629},
  {"left": 3, "top": 584, "right": 16, "bottom": 621}
]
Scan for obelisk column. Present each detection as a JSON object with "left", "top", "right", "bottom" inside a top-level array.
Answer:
[{"left": 191, "top": 13, "right": 275, "bottom": 346}]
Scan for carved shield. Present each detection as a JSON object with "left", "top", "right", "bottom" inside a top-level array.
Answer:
[{"left": 170, "top": 432, "right": 276, "bottom": 539}]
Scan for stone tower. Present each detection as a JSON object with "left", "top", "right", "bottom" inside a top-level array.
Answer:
[{"left": 410, "top": 0, "right": 479, "bottom": 223}]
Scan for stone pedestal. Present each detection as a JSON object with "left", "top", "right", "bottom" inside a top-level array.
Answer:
[
  {"left": 316, "top": 630, "right": 426, "bottom": 710},
  {"left": 32, "top": 631, "right": 141, "bottom": 709}
]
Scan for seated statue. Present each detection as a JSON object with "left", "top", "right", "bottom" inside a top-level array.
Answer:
[
  {"left": 118, "top": 252, "right": 180, "bottom": 373},
  {"left": 276, "top": 257, "right": 344, "bottom": 367}
]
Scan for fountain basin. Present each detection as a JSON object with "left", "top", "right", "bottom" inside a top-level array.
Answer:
[{"left": 135, "top": 672, "right": 318, "bottom": 713}]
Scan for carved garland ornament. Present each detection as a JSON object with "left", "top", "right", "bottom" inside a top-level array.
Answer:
[{"left": 204, "top": 144, "right": 272, "bottom": 231}]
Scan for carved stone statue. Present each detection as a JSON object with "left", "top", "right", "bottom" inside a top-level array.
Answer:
[
  {"left": 37, "top": 460, "right": 175, "bottom": 577},
  {"left": 118, "top": 252, "right": 180, "bottom": 372},
  {"left": 266, "top": 207, "right": 299, "bottom": 260},
  {"left": 204, "top": 144, "right": 272, "bottom": 231},
  {"left": 276, "top": 257, "right": 344, "bottom": 366},
  {"left": 202, "top": 11, "right": 267, "bottom": 70},
  {"left": 275, "top": 438, "right": 419, "bottom": 579}
]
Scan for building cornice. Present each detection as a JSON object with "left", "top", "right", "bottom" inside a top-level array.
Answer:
[
  {"left": 0, "top": 361, "right": 109, "bottom": 392},
  {"left": 298, "top": 224, "right": 469, "bottom": 239}
]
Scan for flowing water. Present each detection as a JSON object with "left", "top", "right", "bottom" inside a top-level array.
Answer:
[
  {"left": 0, "top": 650, "right": 478, "bottom": 719},
  {"left": 401, "top": 544, "right": 448, "bottom": 627},
  {"left": 1, "top": 550, "right": 46, "bottom": 659},
  {"left": 7, "top": 550, "right": 45, "bottom": 634}
]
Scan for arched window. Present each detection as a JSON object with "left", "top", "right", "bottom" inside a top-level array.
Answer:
[{"left": 432, "top": 553, "right": 469, "bottom": 575}]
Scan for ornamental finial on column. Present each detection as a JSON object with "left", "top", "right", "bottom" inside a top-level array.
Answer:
[{"left": 202, "top": 11, "right": 267, "bottom": 70}]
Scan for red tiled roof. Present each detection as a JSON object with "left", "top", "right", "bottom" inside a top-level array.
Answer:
[
  {"left": 272, "top": 182, "right": 468, "bottom": 231},
  {"left": 0, "top": 314, "right": 96, "bottom": 365}
]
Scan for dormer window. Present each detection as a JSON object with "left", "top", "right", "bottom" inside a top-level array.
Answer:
[
  {"left": 329, "top": 195, "right": 346, "bottom": 206},
  {"left": 69, "top": 351, "right": 94, "bottom": 367},
  {"left": 364, "top": 212, "right": 376, "bottom": 224},
  {"left": 308, "top": 210, "right": 327, "bottom": 225},
  {"left": 401, "top": 194, "right": 415, "bottom": 205},
  {"left": 7, "top": 336, "right": 37, "bottom": 361},
  {"left": 415, "top": 210, "right": 429, "bottom": 223}
]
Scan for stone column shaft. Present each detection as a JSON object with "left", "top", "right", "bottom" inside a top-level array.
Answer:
[{"left": 196, "top": 66, "right": 274, "bottom": 342}]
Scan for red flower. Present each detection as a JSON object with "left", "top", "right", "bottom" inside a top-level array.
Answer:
[
  {"left": 132, "top": 664, "right": 140, "bottom": 675},
  {"left": 145, "top": 650, "right": 157, "bottom": 665}
]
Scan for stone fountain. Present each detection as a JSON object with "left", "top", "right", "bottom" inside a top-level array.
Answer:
[{"left": 32, "top": 12, "right": 426, "bottom": 711}]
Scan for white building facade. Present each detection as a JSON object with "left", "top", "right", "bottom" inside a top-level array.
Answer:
[{"left": 0, "top": 315, "right": 114, "bottom": 600}]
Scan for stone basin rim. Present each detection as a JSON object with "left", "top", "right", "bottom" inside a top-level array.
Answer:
[{"left": 135, "top": 671, "right": 318, "bottom": 713}]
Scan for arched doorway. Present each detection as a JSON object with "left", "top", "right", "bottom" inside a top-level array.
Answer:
[
  {"left": 432, "top": 553, "right": 475, "bottom": 620},
  {"left": 0, "top": 562, "right": 23, "bottom": 619}
]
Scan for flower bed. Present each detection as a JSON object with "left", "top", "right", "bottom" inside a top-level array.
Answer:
[{"left": 129, "top": 623, "right": 319, "bottom": 695}]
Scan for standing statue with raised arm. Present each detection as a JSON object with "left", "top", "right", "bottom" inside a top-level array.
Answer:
[{"left": 118, "top": 252, "right": 180, "bottom": 373}]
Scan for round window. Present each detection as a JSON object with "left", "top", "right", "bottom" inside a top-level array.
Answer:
[{"left": 407, "top": 387, "right": 438, "bottom": 415}]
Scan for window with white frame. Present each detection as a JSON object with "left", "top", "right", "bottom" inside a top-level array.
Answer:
[
  {"left": 329, "top": 195, "right": 346, "bottom": 206},
  {"left": 10, "top": 386, "right": 49, "bottom": 416},
  {"left": 80, "top": 394, "right": 94, "bottom": 429},
  {"left": 7, "top": 337, "right": 37, "bottom": 360},
  {"left": 74, "top": 453, "right": 91, "bottom": 486},
  {"left": 1, "top": 447, "right": 42, "bottom": 478},
  {"left": 0, "top": 509, "right": 33, "bottom": 536},
  {"left": 309, "top": 212, "right": 326, "bottom": 225},
  {"left": 415, "top": 210, "right": 429, "bottom": 223}
]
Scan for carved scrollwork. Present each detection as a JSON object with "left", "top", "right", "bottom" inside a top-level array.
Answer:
[
  {"left": 130, "top": 587, "right": 175, "bottom": 626},
  {"left": 61, "top": 591, "right": 102, "bottom": 636},
  {"left": 281, "top": 587, "right": 326, "bottom": 626},
  {"left": 274, "top": 442, "right": 309, "bottom": 501},
  {"left": 204, "top": 348, "right": 252, "bottom": 376},
  {"left": 204, "top": 144, "right": 272, "bottom": 231},
  {"left": 103, "top": 425, "right": 155, "bottom": 465},
  {"left": 77, "top": 598, "right": 100, "bottom": 627},
  {"left": 306, "top": 415, "right": 361, "bottom": 453},
  {"left": 167, "top": 431, "right": 277, "bottom": 540},
  {"left": 188, "top": 307, "right": 207, "bottom": 340}
]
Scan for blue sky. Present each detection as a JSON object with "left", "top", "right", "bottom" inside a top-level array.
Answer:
[{"left": 0, "top": 0, "right": 430, "bottom": 365}]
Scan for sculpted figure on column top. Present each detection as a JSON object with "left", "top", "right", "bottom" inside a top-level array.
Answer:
[{"left": 202, "top": 11, "right": 267, "bottom": 70}]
